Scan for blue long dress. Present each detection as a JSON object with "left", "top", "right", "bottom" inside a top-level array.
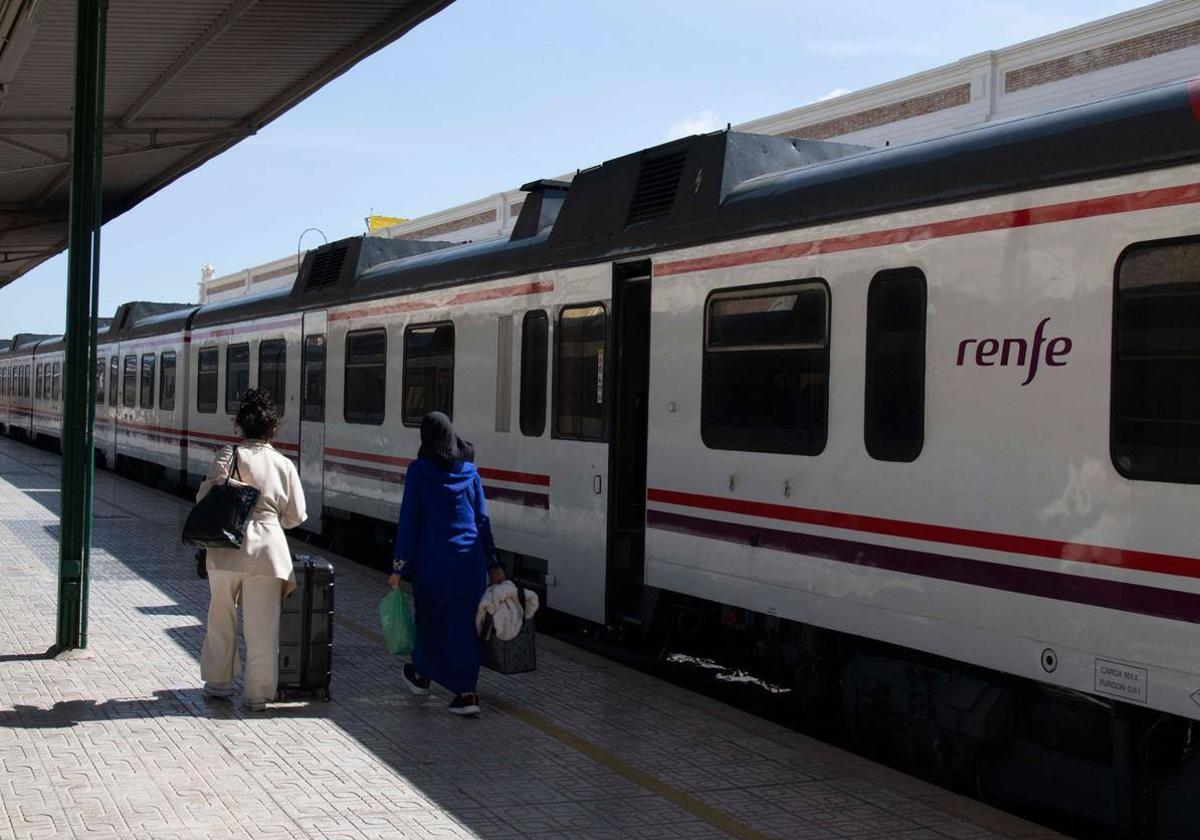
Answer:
[{"left": 393, "top": 456, "right": 494, "bottom": 694}]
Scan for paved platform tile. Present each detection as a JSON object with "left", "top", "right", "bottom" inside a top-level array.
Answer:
[{"left": 0, "top": 439, "right": 1061, "bottom": 840}]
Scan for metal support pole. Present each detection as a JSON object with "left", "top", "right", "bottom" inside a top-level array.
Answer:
[{"left": 54, "top": 0, "right": 107, "bottom": 655}]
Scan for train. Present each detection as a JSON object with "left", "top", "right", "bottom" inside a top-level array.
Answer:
[{"left": 3, "top": 78, "right": 1200, "bottom": 836}]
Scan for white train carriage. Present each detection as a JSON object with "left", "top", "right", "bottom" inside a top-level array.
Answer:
[
  {"left": 102, "top": 303, "right": 195, "bottom": 479},
  {"left": 4, "top": 334, "right": 54, "bottom": 441},
  {"left": 19, "top": 79, "right": 1200, "bottom": 831},
  {"left": 30, "top": 337, "right": 65, "bottom": 444},
  {"left": 0, "top": 339, "right": 12, "bottom": 433},
  {"left": 184, "top": 300, "right": 301, "bottom": 479}
]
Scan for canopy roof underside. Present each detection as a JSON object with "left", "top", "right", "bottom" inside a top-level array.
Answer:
[{"left": 0, "top": 0, "right": 451, "bottom": 288}]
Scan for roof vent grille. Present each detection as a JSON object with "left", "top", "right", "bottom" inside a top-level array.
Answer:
[
  {"left": 306, "top": 245, "right": 348, "bottom": 290},
  {"left": 626, "top": 150, "right": 687, "bottom": 226}
]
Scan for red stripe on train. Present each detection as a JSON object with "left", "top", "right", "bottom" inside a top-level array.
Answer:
[
  {"left": 654, "top": 182, "right": 1200, "bottom": 277},
  {"left": 647, "top": 487, "right": 1200, "bottom": 581},
  {"left": 323, "top": 446, "right": 549, "bottom": 486}
]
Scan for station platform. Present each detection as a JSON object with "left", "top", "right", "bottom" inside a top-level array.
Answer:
[{"left": 0, "top": 437, "right": 1061, "bottom": 840}]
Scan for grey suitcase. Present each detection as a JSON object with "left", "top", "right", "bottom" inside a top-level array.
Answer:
[{"left": 278, "top": 554, "right": 334, "bottom": 700}]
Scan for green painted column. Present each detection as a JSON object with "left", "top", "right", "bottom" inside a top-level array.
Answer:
[{"left": 55, "top": 0, "right": 107, "bottom": 654}]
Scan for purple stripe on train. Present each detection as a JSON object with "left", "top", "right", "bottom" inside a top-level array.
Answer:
[
  {"left": 324, "top": 460, "right": 549, "bottom": 509},
  {"left": 646, "top": 509, "right": 1200, "bottom": 625}
]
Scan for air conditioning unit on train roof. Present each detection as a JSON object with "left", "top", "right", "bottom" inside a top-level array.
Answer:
[
  {"left": 544, "top": 130, "right": 867, "bottom": 257},
  {"left": 291, "top": 235, "right": 457, "bottom": 297}
]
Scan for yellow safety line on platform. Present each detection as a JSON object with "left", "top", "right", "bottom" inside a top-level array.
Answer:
[
  {"left": 333, "top": 615, "right": 773, "bottom": 840},
  {"left": 490, "top": 697, "right": 776, "bottom": 840}
]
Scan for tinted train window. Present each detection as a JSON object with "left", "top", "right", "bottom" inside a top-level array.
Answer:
[
  {"left": 865, "top": 268, "right": 927, "bottom": 462},
  {"left": 140, "top": 354, "right": 156, "bottom": 409},
  {"left": 35, "top": 364, "right": 42, "bottom": 400},
  {"left": 225, "top": 343, "right": 249, "bottom": 414},
  {"left": 160, "top": 352, "right": 176, "bottom": 411},
  {"left": 520, "top": 310, "right": 548, "bottom": 437},
  {"left": 702, "top": 280, "right": 829, "bottom": 455},
  {"left": 122, "top": 355, "right": 137, "bottom": 407},
  {"left": 1113, "top": 238, "right": 1200, "bottom": 482},
  {"left": 403, "top": 322, "right": 454, "bottom": 425},
  {"left": 95, "top": 359, "right": 105, "bottom": 404},
  {"left": 555, "top": 304, "right": 606, "bottom": 440},
  {"left": 108, "top": 356, "right": 118, "bottom": 406},
  {"left": 302, "top": 335, "right": 326, "bottom": 422},
  {"left": 52, "top": 363, "right": 61, "bottom": 402},
  {"left": 258, "top": 340, "right": 286, "bottom": 416},
  {"left": 197, "top": 347, "right": 218, "bottom": 414},
  {"left": 345, "top": 329, "right": 386, "bottom": 425}
]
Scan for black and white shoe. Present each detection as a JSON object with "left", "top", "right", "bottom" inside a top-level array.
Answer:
[
  {"left": 448, "top": 693, "right": 480, "bottom": 716},
  {"left": 402, "top": 663, "right": 430, "bottom": 696}
]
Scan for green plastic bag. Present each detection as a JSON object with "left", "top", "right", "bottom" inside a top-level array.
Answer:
[{"left": 379, "top": 589, "right": 416, "bottom": 656}]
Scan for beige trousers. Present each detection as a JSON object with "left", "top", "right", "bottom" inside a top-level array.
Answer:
[{"left": 200, "top": 570, "right": 284, "bottom": 704}]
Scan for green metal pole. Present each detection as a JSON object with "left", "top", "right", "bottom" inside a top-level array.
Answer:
[
  {"left": 80, "top": 1, "right": 108, "bottom": 651},
  {"left": 55, "top": 0, "right": 106, "bottom": 654}
]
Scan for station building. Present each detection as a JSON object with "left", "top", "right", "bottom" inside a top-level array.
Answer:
[{"left": 198, "top": 0, "right": 1200, "bottom": 304}]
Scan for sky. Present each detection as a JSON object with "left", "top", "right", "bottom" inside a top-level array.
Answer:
[{"left": 1, "top": 0, "right": 1152, "bottom": 337}]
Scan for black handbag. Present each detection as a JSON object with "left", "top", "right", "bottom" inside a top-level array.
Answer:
[
  {"left": 181, "top": 446, "right": 261, "bottom": 550},
  {"left": 479, "top": 585, "right": 537, "bottom": 674}
]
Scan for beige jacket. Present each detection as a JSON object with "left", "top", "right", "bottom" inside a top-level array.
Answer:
[{"left": 197, "top": 441, "right": 307, "bottom": 595}]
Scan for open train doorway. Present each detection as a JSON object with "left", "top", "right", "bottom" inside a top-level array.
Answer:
[{"left": 606, "top": 260, "right": 653, "bottom": 627}]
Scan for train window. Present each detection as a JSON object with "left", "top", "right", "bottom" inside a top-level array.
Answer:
[
  {"left": 160, "top": 352, "right": 176, "bottom": 411},
  {"left": 345, "top": 328, "right": 386, "bottom": 425},
  {"left": 108, "top": 356, "right": 118, "bottom": 407},
  {"left": 95, "top": 359, "right": 105, "bottom": 404},
  {"left": 35, "top": 364, "right": 42, "bottom": 400},
  {"left": 225, "top": 343, "right": 249, "bottom": 414},
  {"left": 140, "top": 354, "right": 156, "bottom": 409},
  {"left": 1113, "top": 238, "right": 1200, "bottom": 482},
  {"left": 302, "top": 335, "right": 326, "bottom": 422},
  {"left": 122, "top": 355, "right": 137, "bottom": 407},
  {"left": 702, "top": 280, "right": 829, "bottom": 455},
  {"left": 52, "top": 362, "right": 61, "bottom": 402},
  {"left": 403, "top": 322, "right": 454, "bottom": 425},
  {"left": 865, "top": 268, "right": 927, "bottom": 462},
  {"left": 520, "top": 310, "right": 549, "bottom": 437},
  {"left": 197, "top": 347, "right": 218, "bottom": 414},
  {"left": 258, "top": 340, "right": 286, "bottom": 416},
  {"left": 555, "top": 304, "right": 607, "bottom": 440}
]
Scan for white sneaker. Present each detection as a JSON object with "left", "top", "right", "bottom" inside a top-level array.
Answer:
[{"left": 242, "top": 699, "right": 268, "bottom": 712}]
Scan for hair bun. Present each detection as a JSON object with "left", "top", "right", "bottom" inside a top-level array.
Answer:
[{"left": 241, "top": 388, "right": 271, "bottom": 408}]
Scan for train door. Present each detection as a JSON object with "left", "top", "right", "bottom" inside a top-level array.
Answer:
[
  {"left": 606, "top": 260, "right": 653, "bottom": 626},
  {"left": 299, "top": 311, "right": 327, "bottom": 534}
]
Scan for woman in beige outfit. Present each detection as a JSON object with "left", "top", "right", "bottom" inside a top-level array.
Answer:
[{"left": 199, "top": 389, "right": 307, "bottom": 711}]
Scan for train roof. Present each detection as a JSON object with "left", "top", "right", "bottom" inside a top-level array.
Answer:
[
  {"left": 8, "top": 333, "right": 58, "bottom": 355},
  {"left": 104, "top": 301, "right": 197, "bottom": 341},
  {"left": 139, "top": 78, "right": 1200, "bottom": 332},
  {"left": 189, "top": 237, "right": 456, "bottom": 329}
]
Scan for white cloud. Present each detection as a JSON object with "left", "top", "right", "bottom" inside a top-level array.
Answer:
[
  {"left": 816, "top": 88, "right": 850, "bottom": 102},
  {"left": 665, "top": 110, "right": 721, "bottom": 141}
]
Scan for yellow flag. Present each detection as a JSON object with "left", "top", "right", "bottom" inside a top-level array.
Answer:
[{"left": 366, "top": 215, "right": 408, "bottom": 231}]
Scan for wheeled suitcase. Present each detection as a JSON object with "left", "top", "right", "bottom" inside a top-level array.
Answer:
[{"left": 278, "top": 554, "right": 334, "bottom": 701}]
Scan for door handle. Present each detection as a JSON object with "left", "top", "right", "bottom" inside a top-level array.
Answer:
[{"left": 593, "top": 475, "right": 602, "bottom": 495}]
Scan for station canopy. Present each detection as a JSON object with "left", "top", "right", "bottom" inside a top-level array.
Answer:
[{"left": 0, "top": 0, "right": 452, "bottom": 288}]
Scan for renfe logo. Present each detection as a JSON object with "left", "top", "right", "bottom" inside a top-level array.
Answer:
[{"left": 956, "top": 317, "right": 1071, "bottom": 386}]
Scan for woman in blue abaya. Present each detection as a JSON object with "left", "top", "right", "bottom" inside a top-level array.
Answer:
[{"left": 388, "top": 412, "right": 498, "bottom": 716}]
